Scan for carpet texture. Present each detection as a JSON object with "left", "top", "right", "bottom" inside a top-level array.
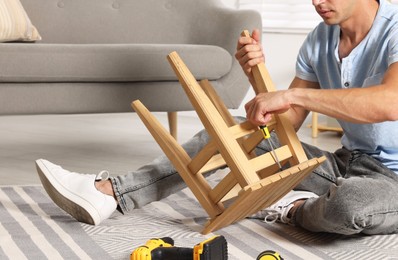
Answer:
[
  {"left": 0, "top": 185, "right": 111, "bottom": 259},
  {"left": 2, "top": 183, "right": 398, "bottom": 260}
]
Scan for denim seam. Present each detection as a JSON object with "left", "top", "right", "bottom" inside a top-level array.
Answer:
[
  {"left": 111, "top": 171, "right": 177, "bottom": 213},
  {"left": 110, "top": 177, "right": 128, "bottom": 213},
  {"left": 362, "top": 209, "right": 398, "bottom": 217},
  {"left": 312, "top": 169, "right": 337, "bottom": 183},
  {"left": 126, "top": 171, "right": 176, "bottom": 192},
  {"left": 352, "top": 210, "right": 398, "bottom": 232}
]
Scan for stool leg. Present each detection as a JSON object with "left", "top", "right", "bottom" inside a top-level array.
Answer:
[
  {"left": 167, "top": 111, "right": 178, "bottom": 140},
  {"left": 132, "top": 100, "right": 224, "bottom": 218}
]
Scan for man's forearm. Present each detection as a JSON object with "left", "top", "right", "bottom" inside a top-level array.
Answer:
[{"left": 288, "top": 86, "right": 398, "bottom": 124}]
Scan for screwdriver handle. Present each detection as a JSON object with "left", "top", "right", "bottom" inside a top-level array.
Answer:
[{"left": 260, "top": 125, "right": 271, "bottom": 139}]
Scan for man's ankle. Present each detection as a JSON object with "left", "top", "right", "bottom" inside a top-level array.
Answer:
[
  {"left": 287, "top": 199, "right": 306, "bottom": 218},
  {"left": 95, "top": 180, "right": 116, "bottom": 200}
]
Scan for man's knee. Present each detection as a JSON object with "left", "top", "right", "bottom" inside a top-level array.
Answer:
[{"left": 323, "top": 178, "right": 398, "bottom": 234}]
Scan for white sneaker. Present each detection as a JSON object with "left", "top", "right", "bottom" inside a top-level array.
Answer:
[
  {"left": 35, "top": 159, "right": 117, "bottom": 225},
  {"left": 251, "top": 190, "right": 318, "bottom": 224}
]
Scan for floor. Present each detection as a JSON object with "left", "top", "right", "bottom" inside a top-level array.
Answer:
[{"left": 0, "top": 111, "right": 342, "bottom": 185}]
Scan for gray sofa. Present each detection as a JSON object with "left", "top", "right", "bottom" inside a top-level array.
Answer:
[{"left": 0, "top": 0, "right": 261, "bottom": 137}]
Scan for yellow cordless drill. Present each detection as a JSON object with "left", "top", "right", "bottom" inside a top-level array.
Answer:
[{"left": 130, "top": 235, "right": 228, "bottom": 260}]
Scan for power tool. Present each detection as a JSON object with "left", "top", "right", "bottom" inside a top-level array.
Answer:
[{"left": 130, "top": 235, "right": 228, "bottom": 260}]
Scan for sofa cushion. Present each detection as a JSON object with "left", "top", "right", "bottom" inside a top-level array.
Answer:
[
  {"left": 0, "top": 0, "right": 41, "bottom": 42},
  {"left": 0, "top": 44, "right": 232, "bottom": 82}
]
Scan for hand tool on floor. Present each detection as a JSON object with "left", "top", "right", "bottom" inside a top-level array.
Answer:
[
  {"left": 130, "top": 235, "right": 228, "bottom": 260},
  {"left": 257, "top": 250, "right": 284, "bottom": 260},
  {"left": 260, "top": 125, "right": 282, "bottom": 170}
]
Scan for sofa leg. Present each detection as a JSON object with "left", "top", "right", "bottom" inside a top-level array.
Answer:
[{"left": 167, "top": 111, "right": 177, "bottom": 140}]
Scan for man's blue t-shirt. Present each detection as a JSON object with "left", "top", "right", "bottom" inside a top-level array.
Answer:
[{"left": 296, "top": 0, "right": 398, "bottom": 173}]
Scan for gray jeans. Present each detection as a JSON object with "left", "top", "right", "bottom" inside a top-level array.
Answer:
[{"left": 111, "top": 122, "right": 398, "bottom": 235}]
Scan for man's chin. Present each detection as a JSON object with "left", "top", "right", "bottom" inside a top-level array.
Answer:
[{"left": 322, "top": 18, "right": 339, "bottom": 26}]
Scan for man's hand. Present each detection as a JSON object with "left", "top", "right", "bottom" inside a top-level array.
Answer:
[
  {"left": 235, "top": 29, "right": 264, "bottom": 80},
  {"left": 236, "top": 29, "right": 291, "bottom": 126},
  {"left": 245, "top": 91, "right": 291, "bottom": 126}
]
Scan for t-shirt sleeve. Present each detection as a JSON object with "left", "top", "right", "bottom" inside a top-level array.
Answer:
[
  {"left": 295, "top": 31, "right": 319, "bottom": 83},
  {"left": 388, "top": 25, "right": 398, "bottom": 66}
]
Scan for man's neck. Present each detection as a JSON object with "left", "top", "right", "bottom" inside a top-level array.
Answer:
[{"left": 339, "top": 0, "right": 380, "bottom": 59}]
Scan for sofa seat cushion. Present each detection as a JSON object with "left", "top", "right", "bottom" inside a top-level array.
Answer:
[{"left": 0, "top": 43, "right": 232, "bottom": 82}]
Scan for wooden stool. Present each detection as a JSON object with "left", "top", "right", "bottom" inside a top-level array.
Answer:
[
  {"left": 131, "top": 37, "right": 325, "bottom": 234},
  {"left": 311, "top": 112, "right": 343, "bottom": 138}
]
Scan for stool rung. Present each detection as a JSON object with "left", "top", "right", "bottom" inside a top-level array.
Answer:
[{"left": 249, "top": 145, "right": 291, "bottom": 172}]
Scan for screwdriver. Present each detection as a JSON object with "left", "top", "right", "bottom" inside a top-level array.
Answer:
[{"left": 259, "top": 125, "right": 282, "bottom": 170}]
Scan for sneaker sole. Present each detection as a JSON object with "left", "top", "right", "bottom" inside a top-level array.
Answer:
[{"left": 35, "top": 160, "right": 97, "bottom": 225}]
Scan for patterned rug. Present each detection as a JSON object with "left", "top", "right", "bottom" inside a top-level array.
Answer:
[
  {"left": 0, "top": 185, "right": 111, "bottom": 259},
  {"left": 2, "top": 182, "right": 398, "bottom": 260}
]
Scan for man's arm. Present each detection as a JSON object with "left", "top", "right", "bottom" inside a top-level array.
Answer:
[
  {"left": 236, "top": 29, "right": 318, "bottom": 131},
  {"left": 286, "top": 62, "right": 398, "bottom": 124},
  {"left": 245, "top": 76, "right": 319, "bottom": 131},
  {"left": 245, "top": 62, "right": 398, "bottom": 129},
  {"left": 236, "top": 31, "right": 398, "bottom": 128}
]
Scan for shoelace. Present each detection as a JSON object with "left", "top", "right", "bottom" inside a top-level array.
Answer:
[
  {"left": 95, "top": 170, "right": 110, "bottom": 181},
  {"left": 258, "top": 205, "right": 293, "bottom": 224},
  {"left": 261, "top": 210, "right": 281, "bottom": 223}
]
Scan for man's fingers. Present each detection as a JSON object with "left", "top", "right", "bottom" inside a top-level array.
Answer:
[
  {"left": 245, "top": 94, "right": 276, "bottom": 126},
  {"left": 236, "top": 35, "right": 254, "bottom": 52},
  {"left": 252, "top": 28, "right": 261, "bottom": 43},
  {"left": 245, "top": 97, "right": 265, "bottom": 125},
  {"left": 236, "top": 46, "right": 264, "bottom": 65}
]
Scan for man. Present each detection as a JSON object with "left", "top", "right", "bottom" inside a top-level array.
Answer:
[{"left": 36, "top": 0, "right": 398, "bottom": 235}]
